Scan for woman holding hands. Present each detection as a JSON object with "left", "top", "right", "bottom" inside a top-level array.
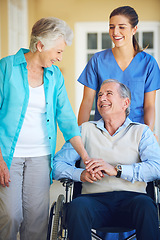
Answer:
[{"left": 0, "top": 17, "right": 90, "bottom": 240}]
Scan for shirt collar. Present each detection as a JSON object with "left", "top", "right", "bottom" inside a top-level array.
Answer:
[
  {"left": 13, "top": 48, "right": 54, "bottom": 74},
  {"left": 92, "top": 117, "right": 132, "bottom": 136},
  {"left": 13, "top": 48, "right": 29, "bottom": 66}
]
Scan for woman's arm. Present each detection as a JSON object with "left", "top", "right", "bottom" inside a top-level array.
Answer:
[
  {"left": 69, "top": 136, "right": 103, "bottom": 177},
  {"left": 69, "top": 136, "right": 89, "bottom": 163},
  {"left": 78, "top": 86, "right": 96, "bottom": 126},
  {"left": 144, "top": 91, "right": 156, "bottom": 132}
]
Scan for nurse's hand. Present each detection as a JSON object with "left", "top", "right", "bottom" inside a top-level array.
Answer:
[{"left": 0, "top": 158, "right": 11, "bottom": 187}]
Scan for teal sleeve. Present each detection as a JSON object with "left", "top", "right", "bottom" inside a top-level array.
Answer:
[
  {"left": 56, "top": 72, "right": 81, "bottom": 141},
  {"left": 0, "top": 59, "right": 5, "bottom": 109}
]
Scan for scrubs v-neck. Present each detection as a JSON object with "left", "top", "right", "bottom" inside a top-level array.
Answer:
[{"left": 78, "top": 48, "right": 160, "bottom": 123}]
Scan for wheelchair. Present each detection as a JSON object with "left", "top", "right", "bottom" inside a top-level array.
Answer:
[{"left": 47, "top": 178, "right": 160, "bottom": 240}]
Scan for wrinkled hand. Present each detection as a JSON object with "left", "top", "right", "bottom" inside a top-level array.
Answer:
[
  {"left": 0, "top": 159, "right": 10, "bottom": 187},
  {"left": 80, "top": 169, "right": 104, "bottom": 183},
  {"left": 85, "top": 159, "right": 117, "bottom": 177},
  {"left": 83, "top": 157, "right": 105, "bottom": 179}
]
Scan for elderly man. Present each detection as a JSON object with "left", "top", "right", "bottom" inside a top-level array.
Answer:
[{"left": 53, "top": 79, "right": 160, "bottom": 240}]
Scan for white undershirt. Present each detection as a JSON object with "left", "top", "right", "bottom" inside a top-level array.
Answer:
[{"left": 14, "top": 84, "right": 51, "bottom": 157}]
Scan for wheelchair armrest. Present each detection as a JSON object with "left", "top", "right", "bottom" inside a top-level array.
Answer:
[
  {"left": 59, "top": 178, "right": 74, "bottom": 188},
  {"left": 59, "top": 178, "right": 74, "bottom": 203},
  {"left": 154, "top": 180, "right": 160, "bottom": 189}
]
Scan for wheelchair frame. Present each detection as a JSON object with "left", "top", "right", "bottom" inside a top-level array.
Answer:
[{"left": 47, "top": 179, "right": 160, "bottom": 240}]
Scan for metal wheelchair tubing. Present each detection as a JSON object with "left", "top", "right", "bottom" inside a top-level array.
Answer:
[
  {"left": 52, "top": 194, "right": 65, "bottom": 240},
  {"left": 47, "top": 202, "right": 56, "bottom": 240},
  {"left": 49, "top": 178, "right": 160, "bottom": 240}
]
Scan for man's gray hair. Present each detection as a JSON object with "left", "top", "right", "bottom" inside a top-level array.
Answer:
[
  {"left": 101, "top": 79, "right": 131, "bottom": 117},
  {"left": 29, "top": 17, "right": 73, "bottom": 52}
]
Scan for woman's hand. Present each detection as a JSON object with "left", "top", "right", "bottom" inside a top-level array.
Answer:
[{"left": 0, "top": 155, "right": 11, "bottom": 187}]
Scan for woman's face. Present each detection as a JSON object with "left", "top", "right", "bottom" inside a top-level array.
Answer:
[
  {"left": 109, "top": 15, "right": 137, "bottom": 48},
  {"left": 38, "top": 38, "right": 66, "bottom": 68}
]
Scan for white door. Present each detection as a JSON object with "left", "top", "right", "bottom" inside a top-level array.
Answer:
[{"left": 8, "top": 0, "right": 28, "bottom": 55}]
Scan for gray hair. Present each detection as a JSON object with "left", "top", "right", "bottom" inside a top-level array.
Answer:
[
  {"left": 29, "top": 17, "right": 73, "bottom": 52},
  {"left": 101, "top": 79, "right": 131, "bottom": 117}
]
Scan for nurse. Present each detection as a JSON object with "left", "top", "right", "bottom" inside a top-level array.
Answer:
[{"left": 77, "top": 6, "right": 160, "bottom": 132}]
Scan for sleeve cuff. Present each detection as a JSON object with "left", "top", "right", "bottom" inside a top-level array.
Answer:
[
  {"left": 72, "top": 168, "right": 84, "bottom": 182},
  {"left": 121, "top": 165, "right": 134, "bottom": 182}
]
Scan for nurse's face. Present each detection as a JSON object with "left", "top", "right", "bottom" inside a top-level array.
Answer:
[
  {"left": 38, "top": 38, "right": 66, "bottom": 68},
  {"left": 109, "top": 15, "right": 137, "bottom": 48}
]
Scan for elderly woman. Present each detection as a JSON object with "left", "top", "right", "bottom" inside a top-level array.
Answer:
[{"left": 0, "top": 17, "right": 89, "bottom": 240}]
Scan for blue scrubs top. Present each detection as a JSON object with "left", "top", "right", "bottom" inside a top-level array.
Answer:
[{"left": 78, "top": 48, "right": 160, "bottom": 123}]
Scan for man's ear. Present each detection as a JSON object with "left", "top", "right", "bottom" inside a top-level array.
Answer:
[
  {"left": 123, "top": 98, "right": 130, "bottom": 111},
  {"left": 37, "top": 41, "right": 44, "bottom": 52}
]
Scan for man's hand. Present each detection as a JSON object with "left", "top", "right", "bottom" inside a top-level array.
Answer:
[
  {"left": 80, "top": 169, "right": 104, "bottom": 183},
  {"left": 0, "top": 158, "right": 10, "bottom": 187},
  {"left": 83, "top": 158, "right": 105, "bottom": 179},
  {"left": 85, "top": 159, "right": 117, "bottom": 177}
]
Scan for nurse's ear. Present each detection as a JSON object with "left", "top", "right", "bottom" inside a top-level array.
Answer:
[{"left": 132, "top": 25, "right": 137, "bottom": 36}]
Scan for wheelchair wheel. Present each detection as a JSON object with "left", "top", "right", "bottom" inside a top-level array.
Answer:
[{"left": 52, "top": 194, "right": 66, "bottom": 240}]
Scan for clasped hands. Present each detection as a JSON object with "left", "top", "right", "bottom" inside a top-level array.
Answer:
[{"left": 80, "top": 158, "right": 117, "bottom": 183}]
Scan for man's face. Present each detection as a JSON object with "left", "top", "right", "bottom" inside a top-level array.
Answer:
[{"left": 97, "top": 82, "right": 128, "bottom": 119}]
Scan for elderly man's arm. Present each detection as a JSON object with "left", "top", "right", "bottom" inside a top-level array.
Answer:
[
  {"left": 52, "top": 141, "right": 83, "bottom": 181},
  {"left": 121, "top": 126, "right": 160, "bottom": 183},
  {"left": 52, "top": 140, "right": 104, "bottom": 182},
  {"left": 86, "top": 126, "right": 160, "bottom": 183}
]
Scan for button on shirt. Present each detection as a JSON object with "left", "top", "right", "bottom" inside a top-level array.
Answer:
[
  {"left": 53, "top": 118, "right": 160, "bottom": 183},
  {"left": 13, "top": 84, "right": 51, "bottom": 157},
  {"left": 0, "top": 48, "right": 80, "bottom": 182}
]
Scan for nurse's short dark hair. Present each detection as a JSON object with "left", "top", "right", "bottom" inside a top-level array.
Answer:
[
  {"left": 29, "top": 17, "right": 73, "bottom": 52},
  {"left": 101, "top": 79, "right": 131, "bottom": 117}
]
